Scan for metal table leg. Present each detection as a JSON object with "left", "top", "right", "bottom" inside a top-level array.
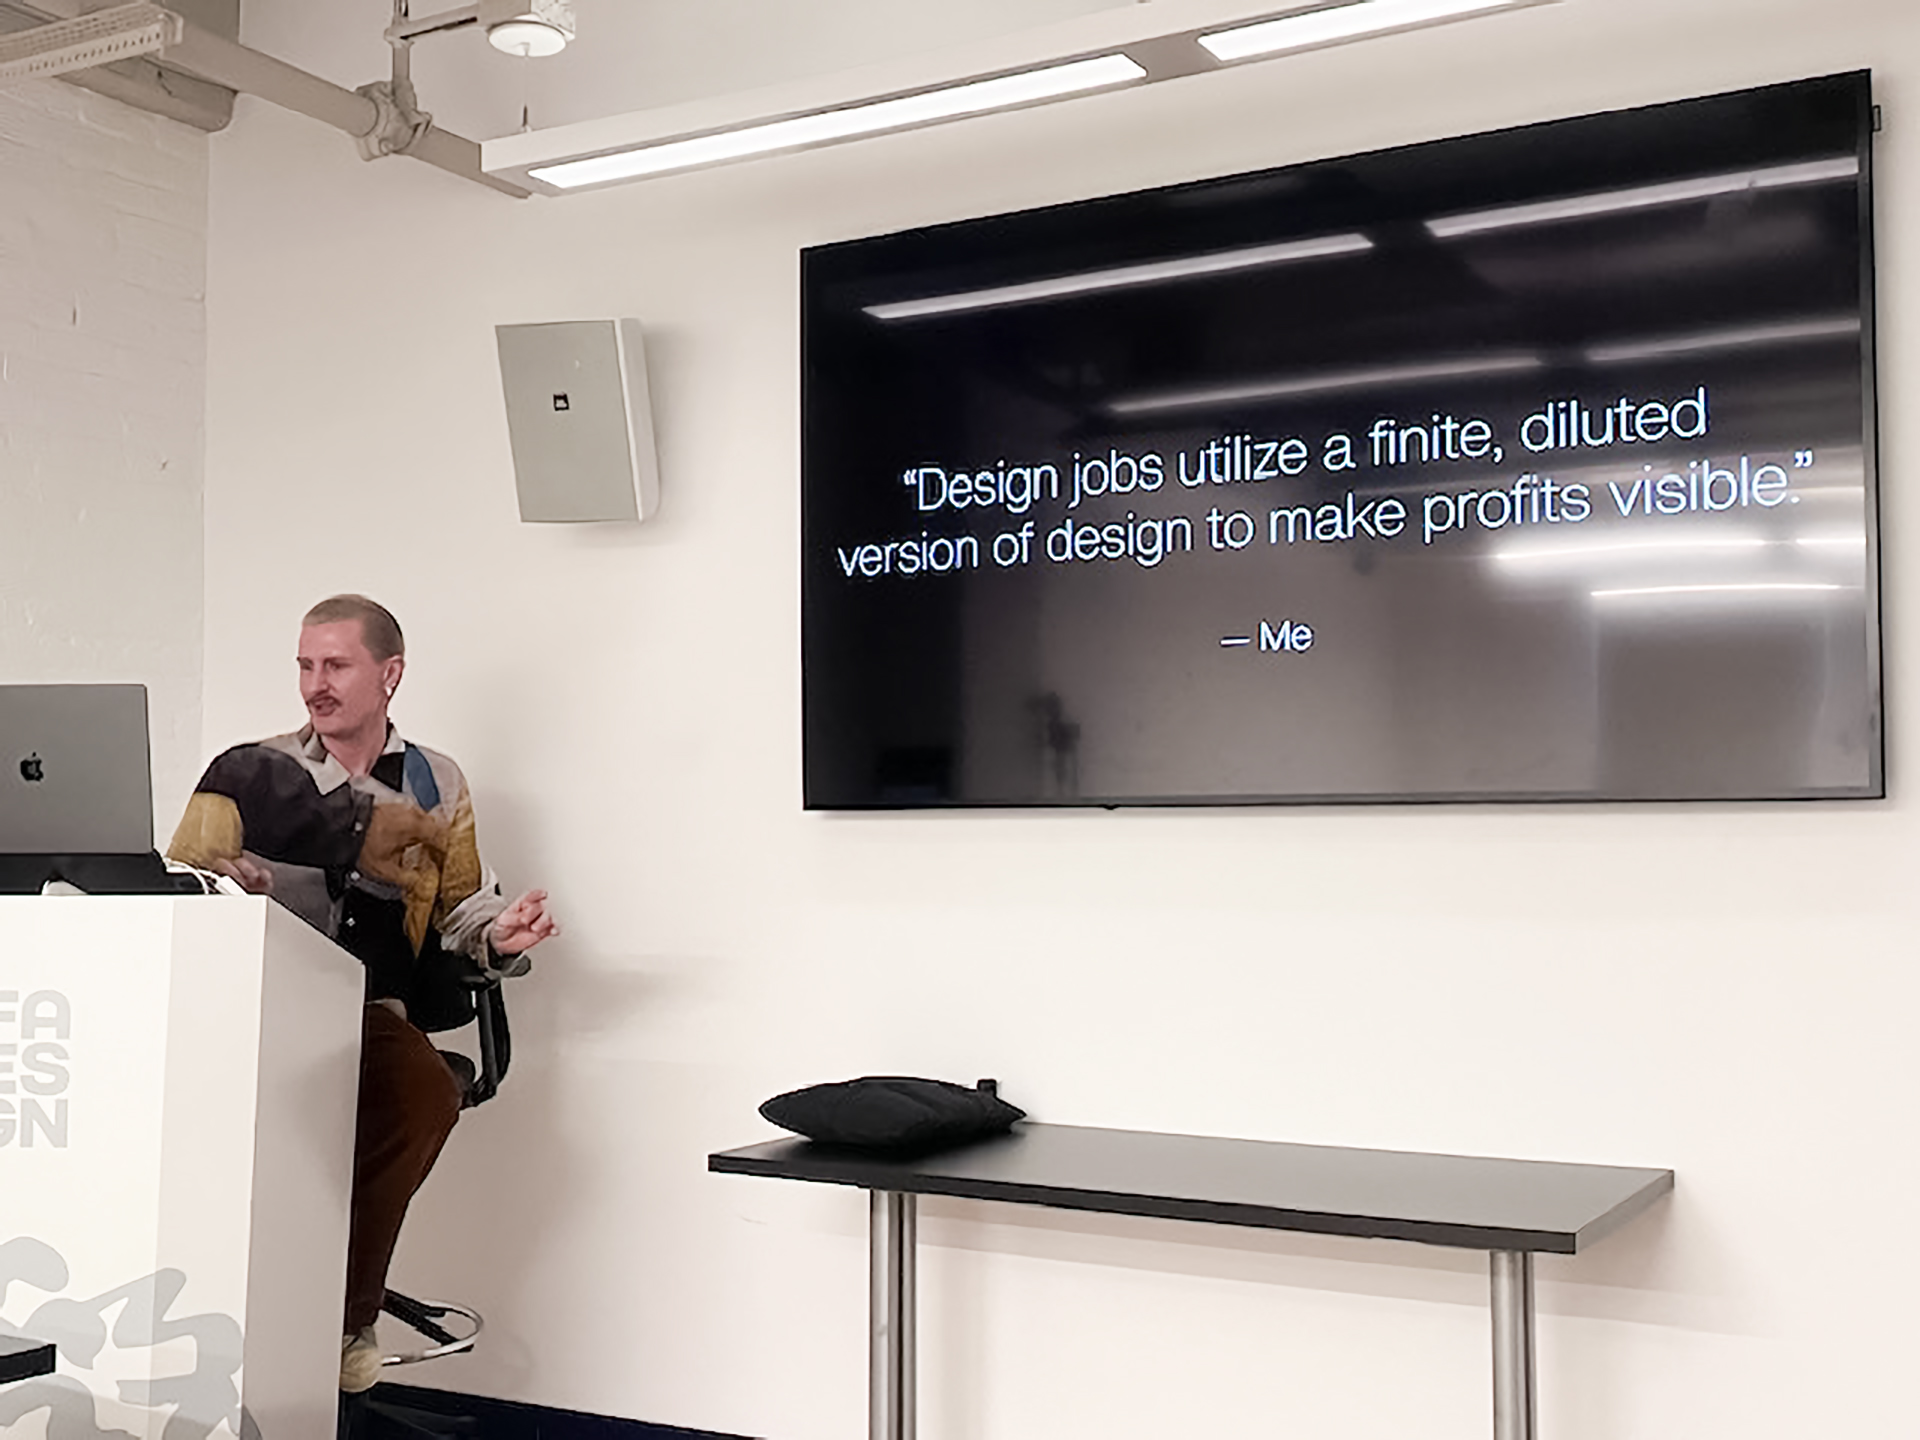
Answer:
[
  {"left": 870, "top": 1190, "right": 917, "bottom": 1440},
  {"left": 1490, "top": 1250, "right": 1536, "bottom": 1440}
]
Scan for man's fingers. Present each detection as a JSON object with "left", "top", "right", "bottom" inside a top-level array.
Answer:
[
  {"left": 211, "top": 857, "right": 272, "bottom": 894},
  {"left": 491, "top": 891, "right": 560, "bottom": 954},
  {"left": 503, "top": 889, "right": 555, "bottom": 929}
]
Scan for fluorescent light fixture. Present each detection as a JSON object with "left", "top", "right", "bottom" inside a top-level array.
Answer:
[
  {"left": 1199, "top": 0, "right": 1523, "bottom": 62},
  {"left": 1428, "top": 156, "right": 1859, "bottom": 238},
  {"left": 1592, "top": 582, "right": 1846, "bottom": 600},
  {"left": 864, "top": 233, "right": 1374, "bottom": 321},
  {"left": 1108, "top": 352, "right": 1542, "bottom": 416},
  {"left": 1584, "top": 316, "right": 1861, "bottom": 365},
  {"left": 490, "top": 0, "right": 1558, "bottom": 191},
  {"left": 530, "top": 54, "right": 1146, "bottom": 189}
]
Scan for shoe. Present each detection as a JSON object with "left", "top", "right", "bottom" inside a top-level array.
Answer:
[{"left": 340, "top": 1328, "right": 383, "bottom": 1393}]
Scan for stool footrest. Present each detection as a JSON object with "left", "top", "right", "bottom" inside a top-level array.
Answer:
[{"left": 379, "top": 1290, "right": 484, "bottom": 1365}]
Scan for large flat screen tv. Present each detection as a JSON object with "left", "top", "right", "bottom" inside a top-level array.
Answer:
[{"left": 802, "top": 72, "right": 1880, "bottom": 808}]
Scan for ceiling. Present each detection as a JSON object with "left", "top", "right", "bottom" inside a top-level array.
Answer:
[{"left": 238, "top": 0, "right": 1132, "bottom": 143}]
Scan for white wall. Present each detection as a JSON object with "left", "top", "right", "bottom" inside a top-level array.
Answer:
[
  {"left": 0, "top": 78, "right": 206, "bottom": 830},
  {"left": 202, "top": 1, "right": 1920, "bottom": 1436}
]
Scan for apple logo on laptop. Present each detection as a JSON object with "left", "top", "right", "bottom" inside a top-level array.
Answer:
[{"left": 19, "top": 753, "right": 43, "bottom": 783}]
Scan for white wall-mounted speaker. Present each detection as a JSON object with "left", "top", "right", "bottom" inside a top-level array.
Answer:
[{"left": 496, "top": 319, "right": 660, "bottom": 522}]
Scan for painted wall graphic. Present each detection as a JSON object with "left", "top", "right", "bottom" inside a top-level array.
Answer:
[
  {"left": 0, "top": 1238, "right": 243, "bottom": 1440},
  {"left": 6, "top": 899, "right": 363, "bottom": 1440}
]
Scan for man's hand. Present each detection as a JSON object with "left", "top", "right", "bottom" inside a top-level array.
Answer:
[
  {"left": 211, "top": 856, "right": 274, "bottom": 895},
  {"left": 489, "top": 888, "right": 560, "bottom": 956}
]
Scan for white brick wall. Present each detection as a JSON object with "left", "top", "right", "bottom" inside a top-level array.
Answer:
[{"left": 0, "top": 76, "right": 206, "bottom": 837}]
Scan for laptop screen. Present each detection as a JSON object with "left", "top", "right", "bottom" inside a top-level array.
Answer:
[{"left": 0, "top": 685, "right": 154, "bottom": 856}]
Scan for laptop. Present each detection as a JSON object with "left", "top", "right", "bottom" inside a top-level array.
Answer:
[{"left": 0, "top": 684, "right": 155, "bottom": 857}]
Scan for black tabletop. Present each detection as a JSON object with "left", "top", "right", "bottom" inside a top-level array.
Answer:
[
  {"left": 0, "top": 1335, "right": 55, "bottom": 1386},
  {"left": 710, "top": 1122, "right": 1672, "bottom": 1253}
]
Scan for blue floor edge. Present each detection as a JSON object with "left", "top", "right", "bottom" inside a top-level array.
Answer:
[{"left": 347, "top": 1381, "right": 756, "bottom": 1440}]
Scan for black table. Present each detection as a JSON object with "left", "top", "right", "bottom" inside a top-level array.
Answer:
[
  {"left": 711, "top": 1122, "right": 1672, "bottom": 1440},
  {"left": 0, "top": 1335, "right": 55, "bottom": 1387}
]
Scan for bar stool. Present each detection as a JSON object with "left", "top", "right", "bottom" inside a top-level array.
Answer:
[{"left": 340, "top": 975, "right": 510, "bottom": 1440}]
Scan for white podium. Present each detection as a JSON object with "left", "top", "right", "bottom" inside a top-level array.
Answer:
[{"left": 0, "top": 896, "right": 364, "bottom": 1440}]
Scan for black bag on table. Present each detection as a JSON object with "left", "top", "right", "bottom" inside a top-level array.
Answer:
[{"left": 760, "top": 1076, "right": 1024, "bottom": 1153}]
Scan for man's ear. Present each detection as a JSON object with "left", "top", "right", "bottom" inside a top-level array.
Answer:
[{"left": 384, "top": 655, "right": 405, "bottom": 698}]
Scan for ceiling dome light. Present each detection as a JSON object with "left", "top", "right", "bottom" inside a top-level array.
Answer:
[
  {"left": 487, "top": 19, "right": 567, "bottom": 56},
  {"left": 480, "top": 0, "right": 573, "bottom": 56}
]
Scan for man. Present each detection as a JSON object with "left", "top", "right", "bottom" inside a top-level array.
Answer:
[{"left": 166, "top": 594, "right": 558, "bottom": 1393}]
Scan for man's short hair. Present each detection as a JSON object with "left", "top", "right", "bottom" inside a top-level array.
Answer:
[{"left": 304, "top": 594, "right": 405, "bottom": 662}]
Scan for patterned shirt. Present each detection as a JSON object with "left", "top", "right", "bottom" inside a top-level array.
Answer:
[{"left": 167, "top": 725, "right": 526, "bottom": 1018}]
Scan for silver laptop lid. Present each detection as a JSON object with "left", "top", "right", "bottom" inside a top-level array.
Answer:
[{"left": 0, "top": 685, "right": 154, "bottom": 855}]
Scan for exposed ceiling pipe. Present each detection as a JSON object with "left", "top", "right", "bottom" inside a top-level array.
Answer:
[
  {"left": 162, "top": 17, "right": 528, "bottom": 197},
  {"left": 0, "top": 0, "right": 525, "bottom": 195}
]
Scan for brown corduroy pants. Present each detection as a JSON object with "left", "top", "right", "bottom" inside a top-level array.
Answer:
[{"left": 343, "top": 1003, "right": 464, "bottom": 1334}]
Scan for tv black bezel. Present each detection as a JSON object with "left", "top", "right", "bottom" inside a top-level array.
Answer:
[{"left": 799, "top": 72, "right": 1884, "bottom": 811}]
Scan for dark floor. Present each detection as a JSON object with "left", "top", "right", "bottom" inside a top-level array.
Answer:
[{"left": 343, "top": 1383, "right": 750, "bottom": 1440}]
